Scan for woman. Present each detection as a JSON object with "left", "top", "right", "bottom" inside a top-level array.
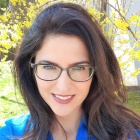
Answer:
[{"left": 0, "top": 2, "right": 140, "bottom": 140}]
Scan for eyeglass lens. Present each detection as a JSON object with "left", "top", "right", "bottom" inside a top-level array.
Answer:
[{"left": 34, "top": 64, "right": 94, "bottom": 81}]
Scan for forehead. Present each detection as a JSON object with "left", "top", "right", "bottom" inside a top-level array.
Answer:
[{"left": 35, "top": 34, "right": 90, "bottom": 66}]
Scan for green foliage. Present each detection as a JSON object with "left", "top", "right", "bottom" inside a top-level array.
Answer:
[
  {"left": 0, "top": 0, "right": 9, "bottom": 15},
  {"left": 0, "top": 61, "right": 28, "bottom": 127},
  {"left": 0, "top": 61, "right": 13, "bottom": 93},
  {"left": 126, "top": 92, "right": 140, "bottom": 114}
]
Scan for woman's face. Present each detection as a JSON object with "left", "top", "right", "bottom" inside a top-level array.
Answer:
[{"left": 34, "top": 34, "right": 92, "bottom": 117}]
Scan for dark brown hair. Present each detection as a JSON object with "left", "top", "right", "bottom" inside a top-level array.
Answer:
[{"left": 14, "top": 2, "right": 140, "bottom": 140}]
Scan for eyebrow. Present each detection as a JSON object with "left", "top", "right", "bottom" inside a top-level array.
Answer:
[{"left": 36, "top": 60, "right": 90, "bottom": 67}]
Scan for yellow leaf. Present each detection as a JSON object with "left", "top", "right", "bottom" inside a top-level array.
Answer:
[
  {"left": 1, "top": 55, "right": 8, "bottom": 62},
  {"left": 0, "top": 15, "right": 8, "bottom": 22},
  {"left": 114, "top": 19, "right": 129, "bottom": 30},
  {"left": 0, "top": 49, "right": 8, "bottom": 53},
  {"left": 137, "top": 51, "right": 140, "bottom": 60}
]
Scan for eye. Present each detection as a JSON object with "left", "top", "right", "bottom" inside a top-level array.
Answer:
[
  {"left": 42, "top": 65, "right": 57, "bottom": 70},
  {"left": 72, "top": 66, "right": 85, "bottom": 71}
]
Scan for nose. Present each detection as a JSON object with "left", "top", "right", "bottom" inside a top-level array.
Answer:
[{"left": 55, "top": 70, "right": 72, "bottom": 91}]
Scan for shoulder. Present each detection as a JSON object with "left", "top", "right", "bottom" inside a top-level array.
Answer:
[{"left": 0, "top": 114, "right": 30, "bottom": 139}]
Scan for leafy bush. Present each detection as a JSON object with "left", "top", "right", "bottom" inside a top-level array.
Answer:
[{"left": 0, "top": 61, "right": 28, "bottom": 127}]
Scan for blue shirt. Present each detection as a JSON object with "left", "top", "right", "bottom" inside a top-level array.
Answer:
[
  {"left": 0, "top": 114, "right": 96, "bottom": 140},
  {"left": 0, "top": 114, "right": 140, "bottom": 140}
]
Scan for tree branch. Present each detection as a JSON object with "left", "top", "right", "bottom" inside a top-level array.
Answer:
[{"left": 101, "top": 0, "right": 138, "bottom": 41}]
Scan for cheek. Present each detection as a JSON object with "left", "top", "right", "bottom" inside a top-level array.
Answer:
[
  {"left": 35, "top": 76, "right": 53, "bottom": 94},
  {"left": 77, "top": 79, "right": 92, "bottom": 96}
]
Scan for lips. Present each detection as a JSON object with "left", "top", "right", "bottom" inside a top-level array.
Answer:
[{"left": 52, "top": 94, "right": 75, "bottom": 104}]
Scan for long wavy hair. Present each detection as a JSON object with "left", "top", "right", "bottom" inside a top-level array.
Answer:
[{"left": 14, "top": 2, "right": 140, "bottom": 140}]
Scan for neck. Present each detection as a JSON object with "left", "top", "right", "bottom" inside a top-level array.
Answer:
[{"left": 52, "top": 108, "right": 83, "bottom": 135}]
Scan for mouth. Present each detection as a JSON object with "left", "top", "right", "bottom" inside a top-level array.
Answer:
[{"left": 52, "top": 94, "right": 75, "bottom": 104}]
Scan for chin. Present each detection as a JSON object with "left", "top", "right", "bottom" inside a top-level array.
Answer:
[{"left": 54, "top": 111, "right": 71, "bottom": 118}]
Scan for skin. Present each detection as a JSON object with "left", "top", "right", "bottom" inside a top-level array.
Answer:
[{"left": 34, "top": 34, "right": 93, "bottom": 139}]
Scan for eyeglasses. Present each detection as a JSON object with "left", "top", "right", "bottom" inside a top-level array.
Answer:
[{"left": 30, "top": 63, "right": 94, "bottom": 82}]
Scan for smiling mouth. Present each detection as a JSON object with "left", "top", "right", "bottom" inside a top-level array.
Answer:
[
  {"left": 55, "top": 95, "right": 72, "bottom": 100},
  {"left": 52, "top": 94, "right": 75, "bottom": 104}
]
